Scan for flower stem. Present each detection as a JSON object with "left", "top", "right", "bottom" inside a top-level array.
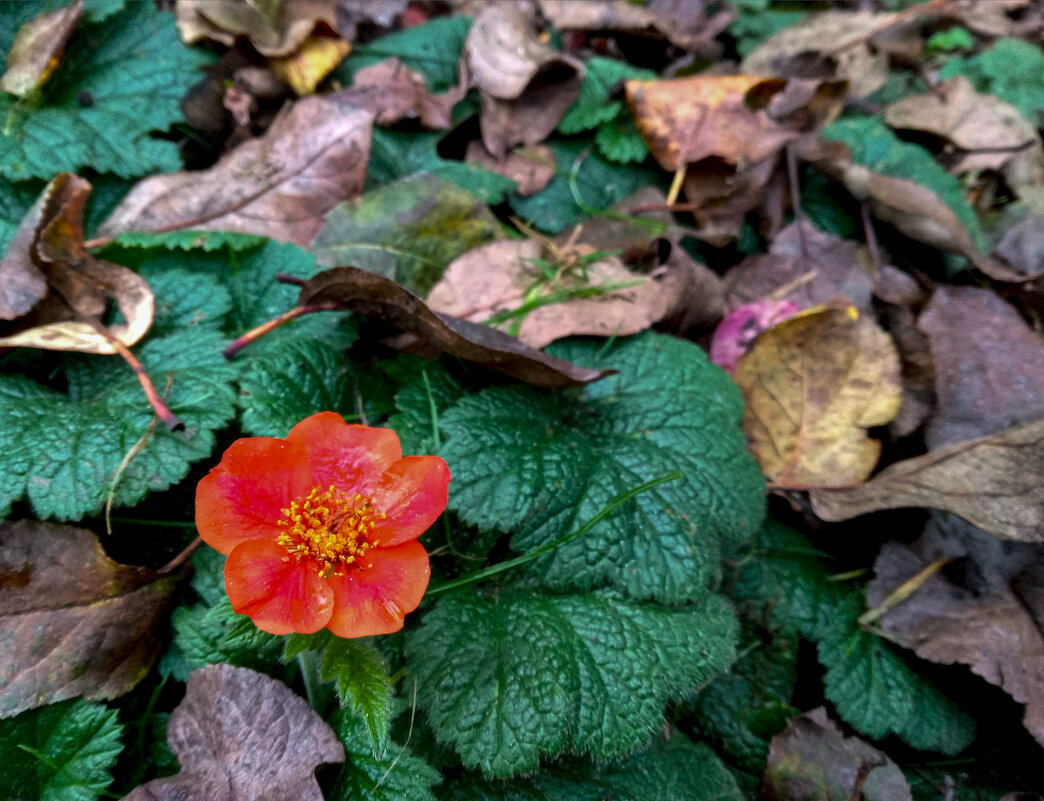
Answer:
[{"left": 425, "top": 471, "right": 682, "bottom": 598}]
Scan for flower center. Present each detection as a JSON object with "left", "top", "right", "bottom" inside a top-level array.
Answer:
[{"left": 276, "top": 485, "right": 386, "bottom": 577}]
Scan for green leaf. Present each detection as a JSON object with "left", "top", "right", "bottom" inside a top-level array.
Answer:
[
  {"left": 366, "top": 130, "right": 517, "bottom": 203},
  {"left": 335, "top": 16, "right": 472, "bottom": 92},
  {"left": 926, "top": 26, "right": 974, "bottom": 54},
  {"left": 939, "top": 38, "right": 1044, "bottom": 126},
  {"left": 405, "top": 589, "right": 738, "bottom": 776},
  {"left": 595, "top": 116, "right": 648, "bottom": 164},
  {"left": 110, "top": 230, "right": 269, "bottom": 252},
  {"left": 0, "top": 699, "right": 123, "bottom": 801},
  {"left": 439, "top": 334, "right": 765, "bottom": 603},
  {"left": 166, "top": 599, "right": 284, "bottom": 682},
  {"left": 442, "top": 736, "right": 744, "bottom": 801},
  {"left": 558, "top": 58, "right": 656, "bottom": 135},
  {"left": 823, "top": 114, "right": 987, "bottom": 252},
  {"left": 0, "top": 177, "right": 36, "bottom": 257},
  {"left": 508, "top": 141, "right": 661, "bottom": 233},
  {"left": 388, "top": 364, "right": 464, "bottom": 455},
  {"left": 320, "top": 638, "right": 394, "bottom": 758},
  {"left": 0, "top": 1, "right": 213, "bottom": 179},
  {"left": 329, "top": 707, "right": 441, "bottom": 801},
  {"left": 310, "top": 172, "right": 504, "bottom": 296}
]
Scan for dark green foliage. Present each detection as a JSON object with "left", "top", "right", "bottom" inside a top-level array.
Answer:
[{"left": 939, "top": 38, "right": 1044, "bottom": 126}]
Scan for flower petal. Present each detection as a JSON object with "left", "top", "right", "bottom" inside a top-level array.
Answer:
[
  {"left": 225, "top": 540, "right": 334, "bottom": 635},
  {"left": 372, "top": 456, "right": 451, "bottom": 546},
  {"left": 195, "top": 437, "right": 315, "bottom": 554},
  {"left": 286, "top": 412, "right": 402, "bottom": 496},
  {"left": 325, "top": 541, "right": 430, "bottom": 638}
]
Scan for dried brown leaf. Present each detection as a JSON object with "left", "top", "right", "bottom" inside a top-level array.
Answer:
[
  {"left": 918, "top": 286, "right": 1044, "bottom": 450},
  {"left": 176, "top": 0, "right": 337, "bottom": 57},
  {"left": 99, "top": 95, "right": 373, "bottom": 247},
  {"left": 297, "top": 265, "right": 612, "bottom": 386},
  {"left": 811, "top": 419, "right": 1044, "bottom": 542},
  {"left": 763, "top": 707, "right": 913, "bottom": 801},
  {"left": 465, "top": 141, "right": 555, "bottom": 196},
  {"left": 0, "top": 521, "right": 180, "bottom": 719},
  {"left": 0, "top": 0, "right": 82, "bottom": 98},
  {"left": 465, "top": 3, "right": 584, "bottom": 158},
  {"left": 733, "top": 301, "right": 902, "bottom": 488},
  {"left": 336, "top": 57, "right": 462, "bottom": 129},
  {"left": 122, "top": 664, "right": 345, "bottom": 801}
]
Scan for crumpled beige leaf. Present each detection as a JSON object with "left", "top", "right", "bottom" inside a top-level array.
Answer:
[
  {"left": 122, "top": 664, "right": 345, "bottom": 801},
  {"left": 868, "top": 540, "right": 1044, "bottom": 749},
  {"left": 811, "top": 419, "right": 1044, "bottom": 542},
  {"left": 176, "top": 0, "right": 337, "bottom": 57},
  {"left": 0, "top": 0, "right": 82, "bottom": 98},
  {"left": 741, "top": 10, "right": 895, "bottom": 98},
  {"left": 99, "top": 95, "right": 373, "bottom": 247},
  {"left": 885, "top": 76, "right": 1042, "bottom": 174},
  {"left": 336, "top": 57, "right": 463, "bottom": 129},
  {"left": 465, "top": 3, "right": 584, "bottom": 159},
  {"left": 733, "top": 301, "right": 902, "bottom": 488},
  {"left": 0, "top": 521, "right": 180, "bottom": 719},
  {"left": 0, "top": 173, "right": 153, "bottom": 354}
]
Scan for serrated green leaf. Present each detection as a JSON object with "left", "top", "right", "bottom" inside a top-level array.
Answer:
[
  {"left": 926, "top": 26, "right": 974, "bottom": 54},
  {"left": 443, "top": 736, "right": 743, "bottom": 801},
  {"left": 0, "top": 699, "right": 122, "bottom": 801},
  {"left": 189, "top": 547, "right": 227, "bottom": 607},
  {"left": 366, "top": 129, "right": 517, "bottom": 203},
  {"left": 311, "top": 172, "right": 504, "bottom": 296},
  {"left": 0, "top": 178, "right": 36, "bottom": 258},
  {"left": 939, "top": 38, "right": 1044, "bottom": 127},
  {"left": 111, "top": 230, "right": 268, "bottom": 252},
  {"left": 558, "top": 58, "right": 656, "bottom": 135},
  {"left": 329, "top": 707, "right": 441, "bottom": 801},
  {"left": 595, "top": 116, "right": 648, "bottom": 164},
  {"left": 0, "top": 1, "right": 213, "bottom": 179},
  {"left": 166, "top": 599, "right": 284, "bottom": 682},
  {"left": 335, "top": 16, "right": 472, "bottom": 92},
  {"left": 388, "top": 365, "right": 464, "bottom": 455},
  {"left": 439, "top": 334, "right": 765, "bottom": 603},
  {"left": 405, "top": 589, "right": 738, "bottom": 776},
  {"left": 823, "top": 114, "right": 986, "bottom": 252},
  {"left": 508, "top": 141, "right": 661, "bottom": 233},
  {"left": 319, "top": 638, "right": 393, "bottom": 757}
]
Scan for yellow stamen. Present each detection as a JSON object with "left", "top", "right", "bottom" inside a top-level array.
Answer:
[{"left": 276, "top": 485, "right": 383, "bottom": 576}]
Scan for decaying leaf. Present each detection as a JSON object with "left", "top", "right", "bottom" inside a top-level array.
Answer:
[
  {"left": 465, "top": 3, "right": 584, "bottom": 159},
  {"left": 336, "top": 57, "right": 462, "bottom": 129},
  {"left": 763, "top": 707, "right": 913, "bottom": 801},
  {"left": 868, "top": 540, "right": 1044, "bottom": 749},
  {"left": 811, "top": 419, "right": 1044, "bottom": 542},
  {"left": 268, "top": 33, "right": 351, "bottom": 96},
  {"left": 0, "top": 173, "right": 154, "bottom": 354},
  {"left": 538, "top": 0, "right": 732, "bottom": 57},
  {"left": 176, "top": 0, "right": 338, "bottom": 57},
  {"left": 465, "top": 141, "right": 556, "bottom": 196},
  {"left": 0, "top": 0, "right": 83, "bottom": 98},
  {"left": 297, "top": 266, "right": 612, "bottom": 387},
  {"left": 733, "top": 301, "right": 902, "bottom": 487},
  {"left": 741, "top": 10, "right": 896, "bottom": 98},
  {"left": 122, "top": 664, "right": 345, "bottom": 801},
  {"left": 918, "top": 285, "right": 1044, "bottom": 450},
  {"left": 886, "top": 76, "right": 1042, "bottom": 174},
  {"left": 99, "top": 95, "right": 373, "bottom": 247},
  {"left": 709, "top": 299, "right": 799, "bottom": 373},
  {"left": 0, "top": 521, "right": 180, "bottom": 719}
]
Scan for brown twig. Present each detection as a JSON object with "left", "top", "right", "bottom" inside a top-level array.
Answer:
[
  {"left": 85, "top": 319, "right": 184, "bottom": 430},
  {"left": 786, "top": 143, "right": 808, "bottom": 259},
  {"left": 275, "top": 272, "right": 308, "bottom": 286},
  {"left": 222, "top": 302, "right": 339, "bottom": 358},
  {"left": 861, "top": 201, "right": 883, "bottom": 276},
  {"left": 158, "top": 536, "right": 202, "bottom": 575}
]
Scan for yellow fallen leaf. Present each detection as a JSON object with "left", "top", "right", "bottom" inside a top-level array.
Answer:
[
  {"left": 270, "top": 35, "right": 351, "bottom": 96},
  {"left": 733, "top": 301, "right": 901, "bottom": 487}
]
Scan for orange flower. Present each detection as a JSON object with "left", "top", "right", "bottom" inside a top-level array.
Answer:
[{"left": 195, "top": 412, "right": 450, "bottom": 637}]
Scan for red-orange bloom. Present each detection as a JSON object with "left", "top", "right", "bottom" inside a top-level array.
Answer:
[{"left": 195, "top": 412, "right": 450, "bottom": 637}]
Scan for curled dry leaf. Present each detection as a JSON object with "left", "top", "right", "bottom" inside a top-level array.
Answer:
[
  {"left": 99, "top": 95, "right": 373, "bottom": 248},
  {"left": 122, "top": 664, "right": 345, "bottom": 801},
  {"left": 811, "top": 419, "right": 1044, "bottom": 542},
  {"left": 297, "top": 266, "right": 612, "bottom": 387},
  {"left": 538, "top": 0, "right": 732, "bottom": 57},
  {"left": 0, "top": 0, "right": 82, "bottom": 98},
  {"left": 0, "top": 521, "right": 180, "bottom": 719},
  {"left": 176, "top": 0, "right": 338, "bottom": 57},
  {"left": 868, "top": 540, "right": 1044, "bottom": 749},
  {"left": 885, "top": 76, "right": 1042, "bottom": 174},
  {"left": 465, "top": 3, "right": 584, "bottom": 159},
  {"left": 918, "top": 286, "right": 1044, "bottom": 450},
  {"left": 733, "top": 301, "right": 902, "bottom": 488},
  {"left": 709, "top": 298, "right": 799, "bottom": 373},
  {"left": 465, "top": 141, "right": 556, "bottom": 196},
  {"left": 0, "top": 173, "right": 153, "bottom": 354},
  {"left": 336, "top": 57, "right": 463, "bottom": 129},
  {"left": 939, "top": 0, "right": 1043, "bottom": 39},
  {"left": 740, "top": 10, "right": 895, "bottom": 99},
  {"left": 268, "top": 33, "right": 352, "bottom": 96},
  {"left": 763, "top": 708, "right": 913, "bottom": 801}
]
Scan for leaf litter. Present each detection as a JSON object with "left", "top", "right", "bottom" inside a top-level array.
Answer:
[{"left": 1, "top": 1, "right": 1044, "bottom": 798}]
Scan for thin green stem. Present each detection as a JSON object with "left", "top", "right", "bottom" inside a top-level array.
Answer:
[
  {"left": 426, "top": 471, "right": 682, "bottom": 598},
  {"left": 297, "top": 650, "right": 325, "bottom": 712}
]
